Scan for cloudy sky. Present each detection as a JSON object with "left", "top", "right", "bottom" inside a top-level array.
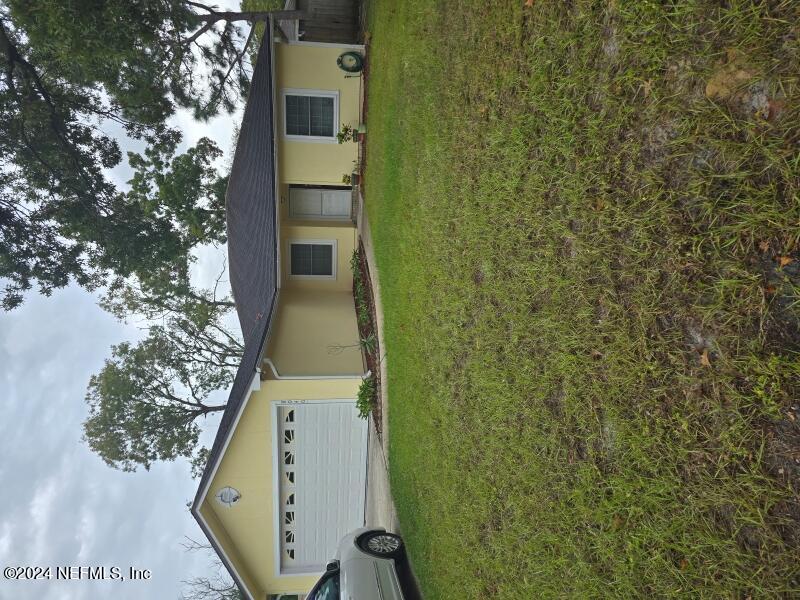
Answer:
[{"left": 0, "top": 7, "right": 247, "bottom": 599}]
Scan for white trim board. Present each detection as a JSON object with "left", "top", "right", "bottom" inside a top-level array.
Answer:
[
  {"left": 197, "top": 371, "right": 261, "bottom": 517},
  {"left": 196, "top": 510, "right": 256, "bottom": 600},
  {"left": 291, "top": 40, "right": 366, "bottom": 51}
]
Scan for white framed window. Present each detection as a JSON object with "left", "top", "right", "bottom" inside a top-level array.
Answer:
[
  {"left": 288, "top": 240, "right": 337, "bottom": 279},
  {"left": 282, "top": 89, "right": 339, "bottom": 142}
]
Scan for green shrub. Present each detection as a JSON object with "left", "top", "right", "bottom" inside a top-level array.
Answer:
[
  {"left": 356, "top": 376, "right": 376, "bottom": 419},
  {"left": 360, "top": 333, "right": 377, "bottom": 354}
]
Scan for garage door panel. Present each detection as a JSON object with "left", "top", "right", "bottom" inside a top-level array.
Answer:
[{"left": 278, "top": 402, "right": 367, "bottom": 573}]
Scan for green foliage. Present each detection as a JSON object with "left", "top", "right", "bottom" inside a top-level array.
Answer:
[
  {"left": 7, "top": 0, "right": 260, "bottom": 120},
  {"left": 357, "top": 300, "right": 369, "bottom": 327},
  {"left": 336, "top": 124, "right": 356, "bottom": 144},
  {"left": 189, "top": 447, "right": 213, "bottom": 481},
  {"left": 366, "top": 0, "right": 800, "bottom": 597},
  {"left": 0, "top": 1, "right": 278, "bottom": 309},
  {"left": 355, "top": 376, "right": 376, "bottom": 419},
  {"left": 241, "top": 0, "right": 283, "bottom": 61},
  {"left": 127, "top": 134, "right": 228, "bottom": 244},
  {"left": 85, "top": 278, "right": 242, "bottom": 473},
  {"left": 360, "top": 333, "right": 377, "bottom": 355}
]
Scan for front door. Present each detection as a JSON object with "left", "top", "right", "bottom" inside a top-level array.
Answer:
[{"left": 289, "top": 187, "right": 351, "bottom": 220}]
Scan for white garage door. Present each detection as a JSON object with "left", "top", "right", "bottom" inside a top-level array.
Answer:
[
  {"left": 278, "top": 402, "right": 368, "bottom": 573},
  {"left": 289, "top": 187, "right": 351, "bottom": 220}
]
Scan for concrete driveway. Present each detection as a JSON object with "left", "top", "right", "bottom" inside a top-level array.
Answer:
[
  {"left": 364, "top": 376, "right": 421, "bottom": 600},
  {"left": 365, "top": 419, "right": 400, "bottom": 531}
]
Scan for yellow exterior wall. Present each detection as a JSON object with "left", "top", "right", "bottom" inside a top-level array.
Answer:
[
  {"left": 200, "top": 379, "right": 362, "bottom": 599},
  {"left": 200, "top": 504, "right": 262, "bottom": 597},
  {"left": 195, "top": 40, "right": 367, "bottom": 600},
  {"left": 275, "top": 42, "right": 361, "bottom": 184},
  {"left": 280, "top": 222, "right": 357, "bottom": 292},
  {"left": 265, "top": 288, "right": 364, "bottom": 377}
]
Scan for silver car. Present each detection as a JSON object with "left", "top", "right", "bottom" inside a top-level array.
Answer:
[{"left": 306, "top": 528, "right": 406, "bottom": 600}]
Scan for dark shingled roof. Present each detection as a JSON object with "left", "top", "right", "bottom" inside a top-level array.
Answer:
[
  {"left": 191, "top": 25, "right": 277, "bottom": 599},
  {"left": 227, "top": 42, "right": 279, "bottom": 343}
]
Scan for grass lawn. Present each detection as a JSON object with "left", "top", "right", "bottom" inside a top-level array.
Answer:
[{"left": 363, "top": 1, "right": 800, "bottom": 597}]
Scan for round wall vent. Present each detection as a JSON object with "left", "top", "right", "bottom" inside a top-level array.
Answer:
[{"left": 216, "top": 486, "right": 242, "bottom": 507}]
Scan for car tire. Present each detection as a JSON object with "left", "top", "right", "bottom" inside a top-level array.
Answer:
[{"left": 357, "top": 531, "right": 404, "bottom": 559}]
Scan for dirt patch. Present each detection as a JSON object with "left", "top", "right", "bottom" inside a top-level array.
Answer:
[
  {"left": 560, "top": 236, "right": 578, "bottom": 260},
  {"left": 564, "top": 417, "right": 589, "bottom": 465},
  {"left": 665, "top": 57, "right": 697, "bottom": 98},
  {"left": 544, "top": 382, "right": 565, "bottom": 418},
  {"left": 641, "top": 119, "right": 678, "bottom": 167},
  {"left": 771, "top": 498, "right": 800, "bottom": 551},
  {"left": 705, "top": 51, "right": 757, "bottom": 101},
  {"left": 353, "top": 240, "right": 383, "bottom": 433},
  {"left": 472, "top": 268, "right": 485, "bottom": 286},
  {"left": 753, "top": 247, "right": 800, "bottom": 353},
  {"left": 595, "top": 298, "right": 610, "bottom": 324},
  {"left": 765, "top": 404, "right": 800, "bottom": 493},
  {"left": 712, "top": 503, "right": 768, "bottom": 553},
  {"left": 704, "top": 49, "right": 777, "bottom": 120},
  {"left": 684, "top": 319, "right": 720, "bottom": 366},
  {"left": 601, "top": 24, "right": 620, "bottom": 64},
  {"left": 593, "top": 410, "right": 617, "bottom": 473}
]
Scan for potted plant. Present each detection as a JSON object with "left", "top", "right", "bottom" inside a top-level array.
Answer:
[{"left": 336, "top": 124, "right": 356, "bottom": 144}]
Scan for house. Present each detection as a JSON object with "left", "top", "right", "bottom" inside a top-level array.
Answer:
[{"left": 190, "top": 11, "right": 369, "bottom": 600}]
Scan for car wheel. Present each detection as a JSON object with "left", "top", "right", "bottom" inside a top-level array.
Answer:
[{"left": 358, "top": 531, "right": 404, "bottom": 559}]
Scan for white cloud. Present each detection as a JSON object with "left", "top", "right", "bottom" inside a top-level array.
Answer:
[
  {"left": 75, "top": 506, "right": 97, "bottom": 564},
  {"left": 0, "top": 3, "right": 253, "bottom": 595},
  {"left": 0, "top": 521, "right": 12, "bottom": 562},
  {"left": 28, "top": 476, "right": 60, "bottom": 565},
  {"left": 0, "top": 285, "right": 220, "bottom": 598}
]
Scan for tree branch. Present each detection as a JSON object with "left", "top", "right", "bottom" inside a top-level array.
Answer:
[
  {"left": 0, "top": 21, "right": 107, "bottom": 198},
  {"left": 183, "top": 19, "right": 216, "bottom": 46},
  {"left": 184, "top": 1, "right": 217, "bottom": 14},
  {"left": 206, "top": 23, "right": 256, "bottom": 112}
]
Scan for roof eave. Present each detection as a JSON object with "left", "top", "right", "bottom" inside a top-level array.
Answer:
[{"left": 190, "top": 18, "right": 279, "bottom": 600}]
